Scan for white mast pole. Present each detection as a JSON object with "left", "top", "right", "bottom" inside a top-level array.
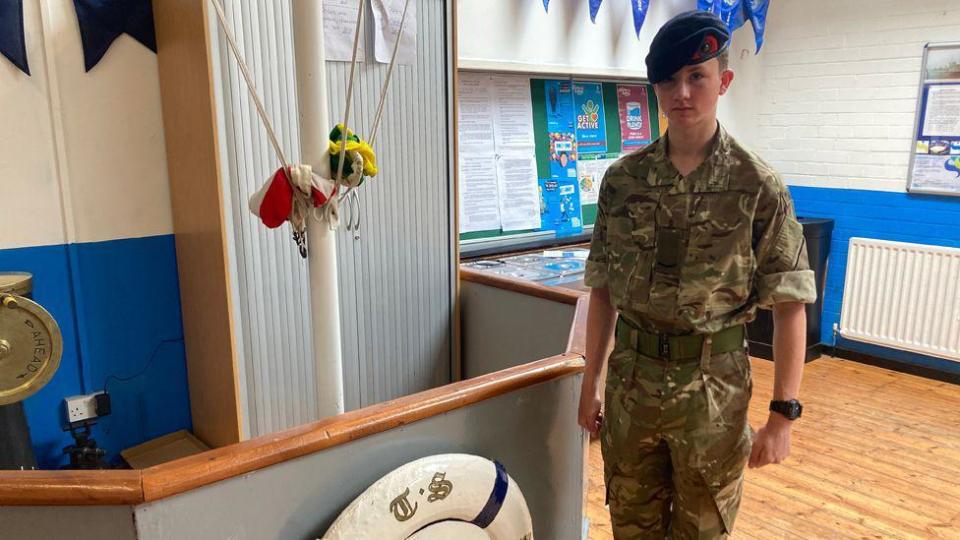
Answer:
[{"left": 291, "top": 0, "right": 344, "bottom": 417}]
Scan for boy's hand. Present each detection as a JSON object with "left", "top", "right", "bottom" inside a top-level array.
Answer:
[
  {"left": 748, "top": 414, "right": 793, "bottom": 468},
  {"left": 578, "top": 381, "right": 603, "bottom": 437}
]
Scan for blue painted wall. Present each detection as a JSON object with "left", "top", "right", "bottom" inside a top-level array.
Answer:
[
  {"left": 0, "top": 235, "right": 191, "bottom": 468},
  {"left": 791, "top": 186, "right": 960, "bottom": 375}
]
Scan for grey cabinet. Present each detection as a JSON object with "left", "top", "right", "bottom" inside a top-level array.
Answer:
[{"left": 213, "top": 0, "right": 454, "bottom": 435}]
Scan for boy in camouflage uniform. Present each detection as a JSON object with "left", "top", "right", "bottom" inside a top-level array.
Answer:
[{"left": 577, "top": 11, "right": 817, "bottom": 539}]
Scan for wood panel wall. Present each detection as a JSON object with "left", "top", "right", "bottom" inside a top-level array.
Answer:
[{"left": 153, "top": 0, "right": 242, "bottom": 447}]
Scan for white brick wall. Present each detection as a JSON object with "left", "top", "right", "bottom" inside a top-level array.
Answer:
[{"left": 721, "top": 0, "right": 960, "bottom": 193}]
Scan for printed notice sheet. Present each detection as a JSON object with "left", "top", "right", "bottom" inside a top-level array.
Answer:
[
  {"left": 458, "top": 73, "right": 500, "bottom": 232},
  {"left": 491, "top": 75, "right": 536, "bottom": 148},
  {"left": 458, "top": 73, "right": 541, "bottom": 232},
  {"left": 497, "top": 152, "right": 541, "bottom": 231},
  {"left": 370, "top": 0, "right": 417, "bottom": 64},
  {"left": 323, "top": 0, "right": 366, "bottom": 62},
  {"left": 921, "top": 85, "right": 960, "bottom": 138}
]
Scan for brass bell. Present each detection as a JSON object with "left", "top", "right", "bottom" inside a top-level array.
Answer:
[{"left": 0, "top": 273, "right": 63, "bottom": 406}]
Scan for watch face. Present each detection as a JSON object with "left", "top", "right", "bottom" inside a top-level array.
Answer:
[{"left": 772, "top": 400, "right": 802, "bottom": 419}]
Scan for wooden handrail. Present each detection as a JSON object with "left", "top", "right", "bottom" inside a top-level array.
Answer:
[
  {"left": 460, "top": 267, "right": 584, "bottom": 305},
  {"left": 0, "top": 470, "right": 143, "bottom": 506},
  {"left": 566, "top": 295, "right": 591, "bottom": 357},
  {"left": 0, "top": 270, "right": 590, "bottom": 506}
]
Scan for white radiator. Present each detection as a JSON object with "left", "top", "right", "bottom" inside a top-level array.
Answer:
[{"left": 839, "top": 238, "right": 960, "bottom": 362}]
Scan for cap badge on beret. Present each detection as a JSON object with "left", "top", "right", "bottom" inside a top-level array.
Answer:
[{"left": 691, "top": 35, "right": 720, "bottom": 62}]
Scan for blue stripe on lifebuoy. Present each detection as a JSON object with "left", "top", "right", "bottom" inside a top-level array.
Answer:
[{"left": 471, "top": 460, "right": 509, "bottom": 528}]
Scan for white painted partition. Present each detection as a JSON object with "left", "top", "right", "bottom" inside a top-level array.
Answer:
[
  {"left": 131, "top": 373, "right": 585, "bottom": 539},
  {"left": 461, "top": 281, "right": 577, "bottom": 377},
  {"left": 0, "top": 265, "right": 588, "bottom": 540},
  {"left": 0, "top": 365, "right": 585, "bottom": 539},
  {"left": 0, "top": 507, "right": 135, "bottom": 540}
]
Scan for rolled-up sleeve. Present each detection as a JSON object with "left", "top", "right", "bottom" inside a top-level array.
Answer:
[
  {"left": 584, "top": 177, "right": 611, "bottom": 289},
  {"left": 753, "top": 176, "right": 817, "bottom": 308}
]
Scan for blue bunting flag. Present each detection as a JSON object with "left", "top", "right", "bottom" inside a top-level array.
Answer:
[
  {"left": 589, "top": 0, "right": 603, "bottom": 23},
  {"left": 630, "top": 0, "right": 650, "bottom": 37},
  {"left": 73, "top": 0, "right": 157, "bottom": 72},
  {"left": 697, "top": 0, "right": 746, "bottom": 32},
  {"left": 742, "top": 0, "right": 770, "bottom": 52},
  {"left": 0, "top": 0, "right": 29, "bottom": 75}
]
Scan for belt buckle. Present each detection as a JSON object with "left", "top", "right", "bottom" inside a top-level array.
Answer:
[{"left": 659, "top": 335, "right": 670, "bottom": 359}]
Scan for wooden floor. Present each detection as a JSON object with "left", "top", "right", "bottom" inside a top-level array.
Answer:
[{"left": 586, "top": 356, "right": 960, "bottom": 539}]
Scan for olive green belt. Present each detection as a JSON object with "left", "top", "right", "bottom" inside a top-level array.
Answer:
[{"left": 616, "top": 317, "right": 746, "bottom": 361}]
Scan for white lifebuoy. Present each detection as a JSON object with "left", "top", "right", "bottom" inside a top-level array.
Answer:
[{"left": 321, "top": 454, "right": 534, "bottom": 540}]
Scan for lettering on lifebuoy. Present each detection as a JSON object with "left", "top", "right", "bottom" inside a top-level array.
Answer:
[
  {"left": 427, "top": 472, "right": 453, "bottom": 502},
  {"left": 323, "top": 455, "right": 534, "bottom": 540},
  {"left": 390, "top": 488, "right": 418, "bottom": 522}
]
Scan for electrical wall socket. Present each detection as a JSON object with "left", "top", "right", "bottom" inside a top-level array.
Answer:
[{"left": 64, "top": 392, "right": 105, "bottom": 423}]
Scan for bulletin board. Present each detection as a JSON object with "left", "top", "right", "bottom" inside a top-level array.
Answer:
[
  {"left": 458, "top": 72, "right": 665, "bottom": 251},
  {"left": 907, "top": 42, "right": 960, "bottom": 197}
]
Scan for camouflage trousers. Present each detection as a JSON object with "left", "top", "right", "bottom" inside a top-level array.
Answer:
[{"left": 601, "top": 320, "right": 753, "bottom": 540}]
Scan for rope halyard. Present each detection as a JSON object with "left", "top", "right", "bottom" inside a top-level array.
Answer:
[
  {"left": 211, "top": 0, "right": 407, "bottom": 256},
  {"left": 338, "top": 0, "right": 412, "bottom": 204}
]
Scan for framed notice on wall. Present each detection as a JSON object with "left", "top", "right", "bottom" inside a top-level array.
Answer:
[{"left": 908, "top": 42, "right": 960, "bottom": 196}]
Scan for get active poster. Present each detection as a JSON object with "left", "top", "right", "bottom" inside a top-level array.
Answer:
[{"left": 573, "top": 82, "right": 607, "bottom": 154}]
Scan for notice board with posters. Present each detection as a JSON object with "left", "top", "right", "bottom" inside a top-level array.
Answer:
[
  {"left": 458, "top": 72, "right": 666, "bottom": 254},
  {"left": 908, "top": 42, "right": 960, "bottom": 197}
]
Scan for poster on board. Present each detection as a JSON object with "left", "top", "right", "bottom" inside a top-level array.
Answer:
[
  {"left": 573, "top": 81, "right": 608, "bottom": 155},
  {"left": 577, "top": 156, "right": 617, "bottom": 206},
  {"left": 545, "top": 80, "right": 579, "bottom": 183},
  {"left": 538, "top": 177, "right": 583, "bottom": 238},
  {"left": 617, "top": 84, "right": 652, "bottom": 151},
  {"left": 908, "top": 43, "right": 960, "bottom": 196}
]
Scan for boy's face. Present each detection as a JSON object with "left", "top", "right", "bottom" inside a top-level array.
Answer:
[{"left": 653, "top": 58, "right": 733, "bottom": 130}]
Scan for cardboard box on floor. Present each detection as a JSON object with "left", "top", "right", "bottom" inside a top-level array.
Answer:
[{"left": 121, "top": 430, "right": 210, "bottom": 469}]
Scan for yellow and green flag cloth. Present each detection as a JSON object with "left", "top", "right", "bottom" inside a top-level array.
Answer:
[{"left": 329, "top": 124, "right": 378, "bottom": 186}]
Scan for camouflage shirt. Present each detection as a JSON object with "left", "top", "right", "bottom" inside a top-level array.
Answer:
[{"left": 585, "top": 125, "right": 816, "bottom": 335}]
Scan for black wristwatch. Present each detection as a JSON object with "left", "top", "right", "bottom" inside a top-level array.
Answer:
[{"left": 769, "top": 399, "right": 803, "bottom": 420}]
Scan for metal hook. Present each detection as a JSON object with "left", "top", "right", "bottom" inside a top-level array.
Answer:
[
  {"left": 344, "top": 191, "right": 354, "bottom": 231},
  {"left": 351, "top": 191, "right": 361, "bottom": 240},
  {"left": 293, "top": 230, "right": 308, "bottom": 259}
]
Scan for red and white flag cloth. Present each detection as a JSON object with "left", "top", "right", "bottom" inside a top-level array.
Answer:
[{"left": 249, "top": 164, "right": 338, "bottom": 230}]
